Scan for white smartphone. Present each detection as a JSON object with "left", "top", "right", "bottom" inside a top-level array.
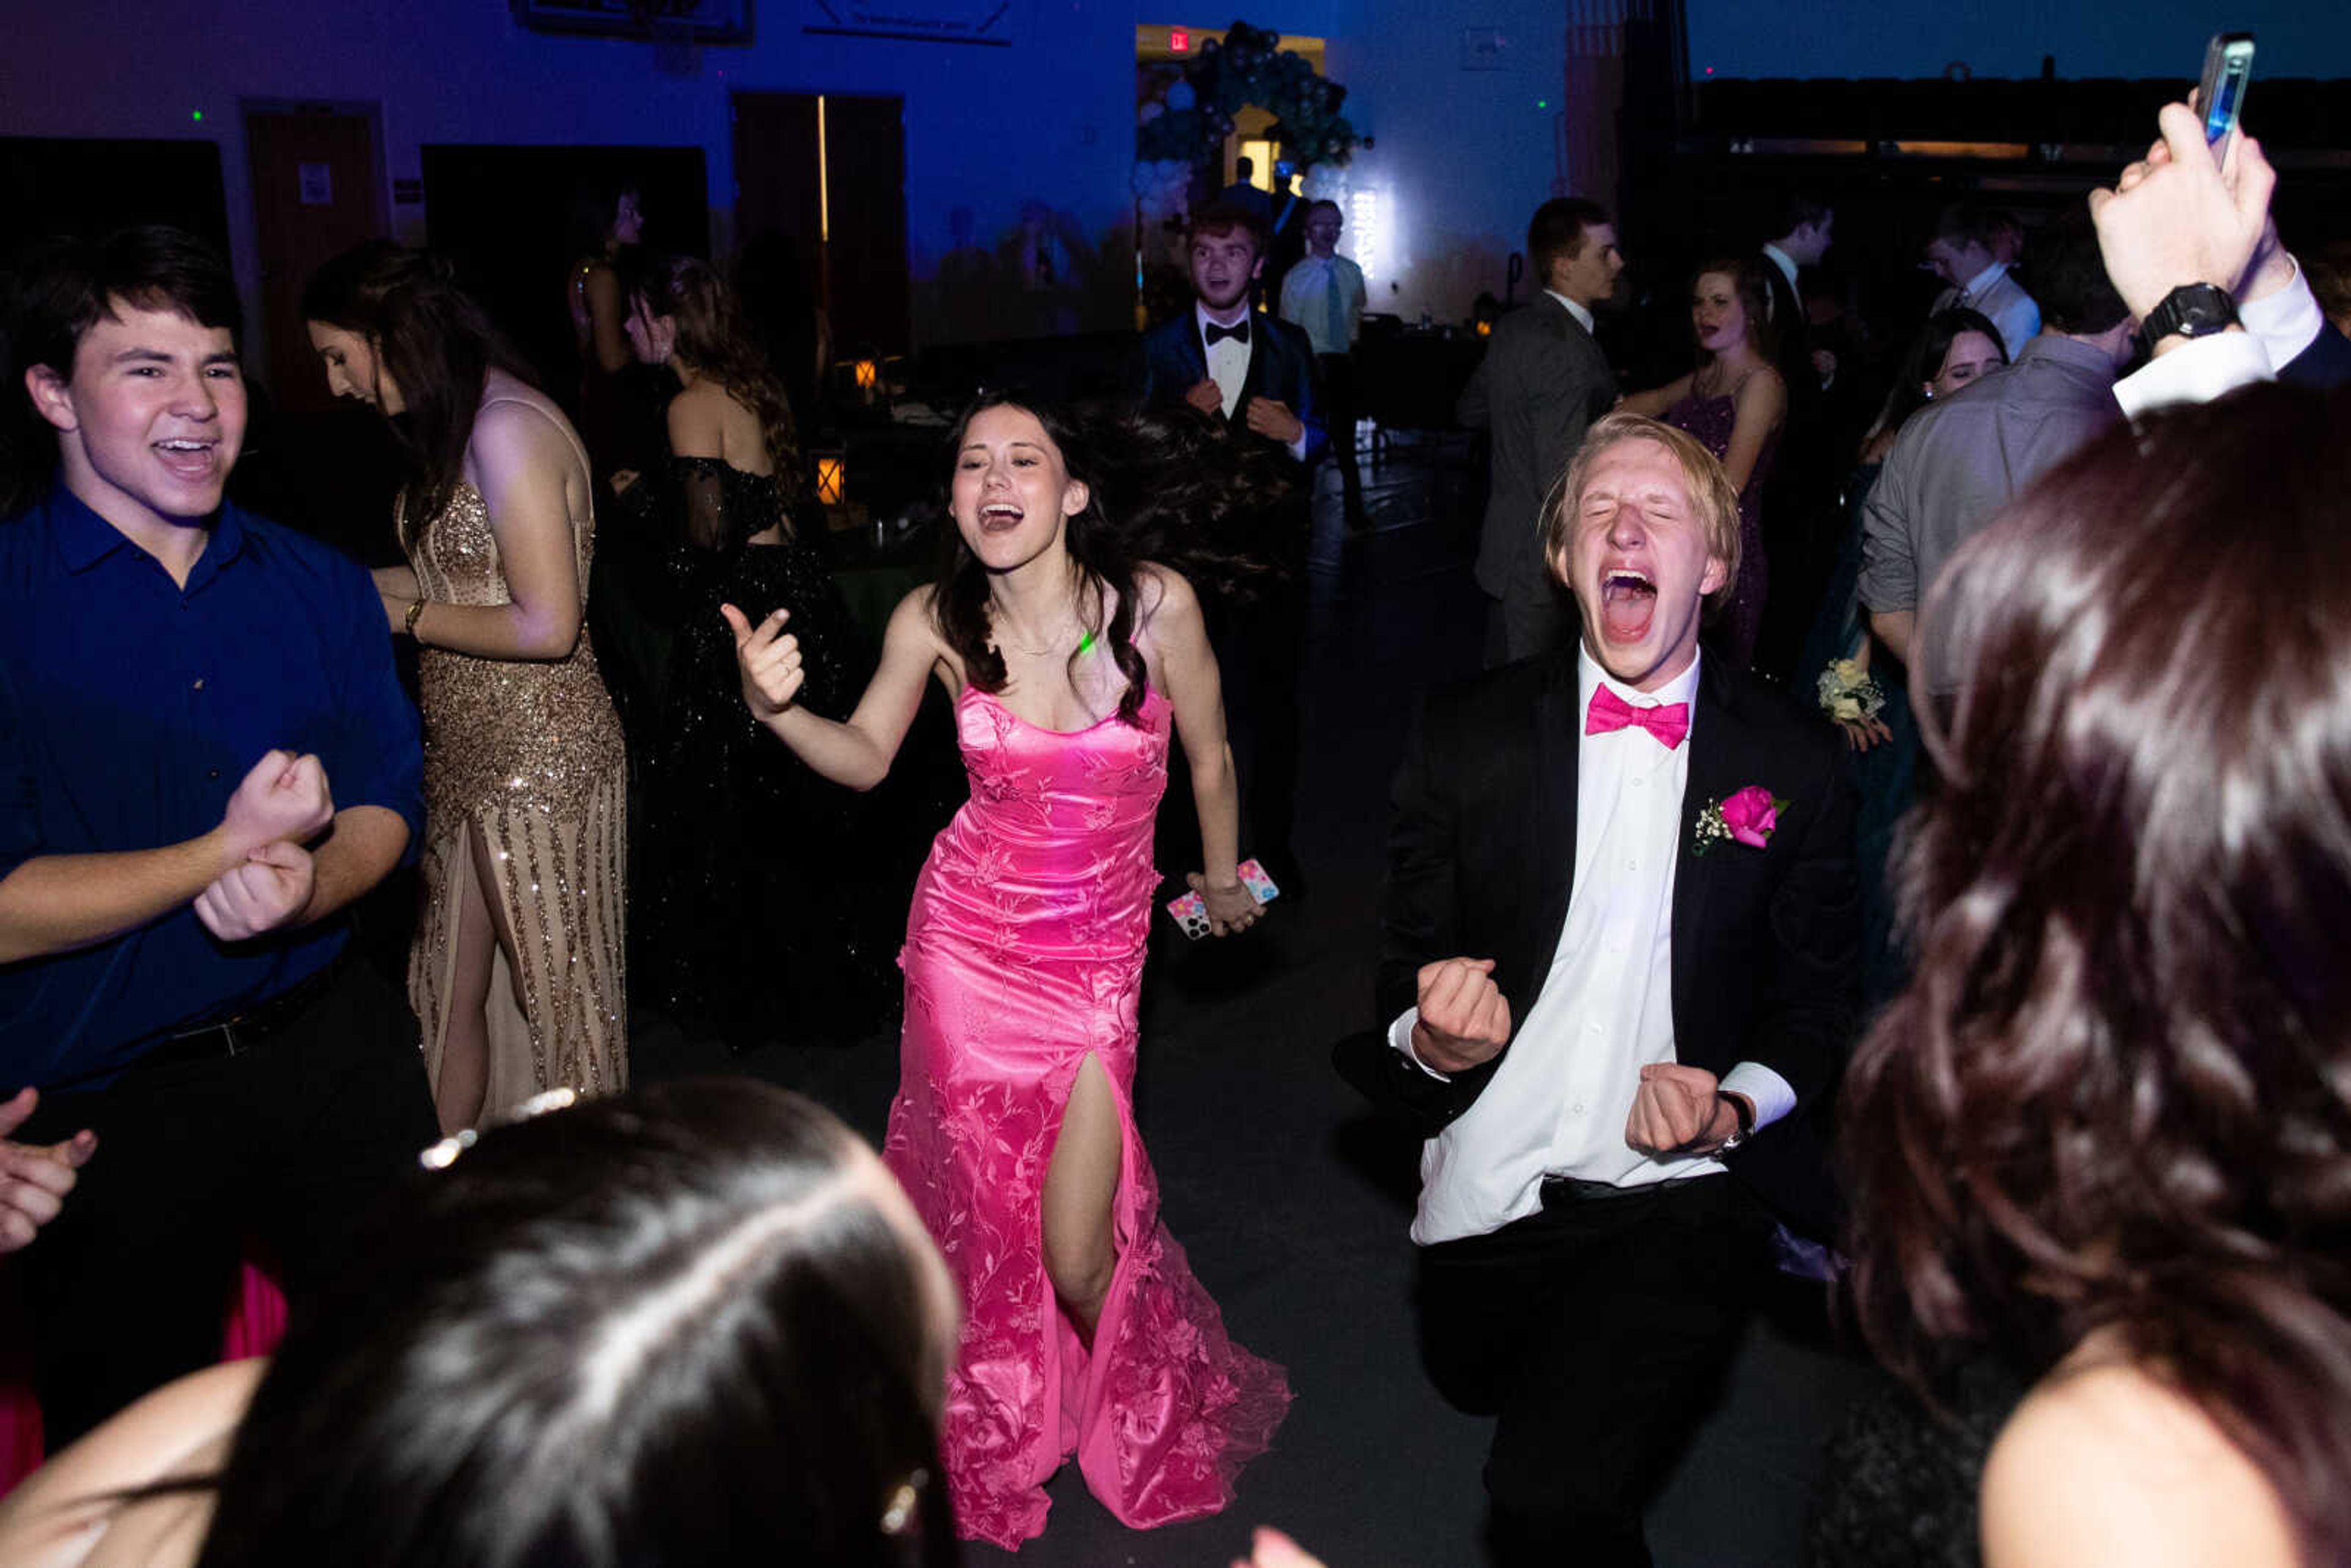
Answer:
[{"left": 2197, "top": 32, "right": 2255, "bottom": 163}]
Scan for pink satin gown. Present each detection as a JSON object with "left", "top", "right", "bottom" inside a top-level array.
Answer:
[{"left": 882, "top": 683, "right": 1291, "bottom": 1549}]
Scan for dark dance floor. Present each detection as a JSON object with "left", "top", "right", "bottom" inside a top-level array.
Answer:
[{"left": 631, "top": 431, "right": 1891, "bottom": 1567}]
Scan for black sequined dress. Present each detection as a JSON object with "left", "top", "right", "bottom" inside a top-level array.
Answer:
[{"left": 632, "top": 456, "right": 894, "bottom": 1044}]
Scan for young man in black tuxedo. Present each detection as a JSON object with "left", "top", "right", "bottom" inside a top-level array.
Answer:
[
  {"left": 1136, "top": 203, "right": 1324, "bottom": 895},
  {"left": 1338, "top": 413, "right": 1858, "bottom": 1566}
]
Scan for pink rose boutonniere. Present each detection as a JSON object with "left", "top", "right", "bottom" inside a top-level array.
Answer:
[{"left": 1693, "top": 784, "right": 1788, "bottom": 856}]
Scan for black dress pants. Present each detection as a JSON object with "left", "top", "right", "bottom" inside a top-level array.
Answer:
[
  {"left": 1416, "top": 1176, "right": 1774, "bottom": 1567},
  {"left": 1316, "top": 351, "right": 1363, "bottom": 518},
  {"left": 17, "top": 958, "right": 440, "bottom": 1447}
]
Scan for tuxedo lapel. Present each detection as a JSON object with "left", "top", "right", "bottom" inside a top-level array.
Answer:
[
  {"left": 1670, "top": 658, "right": 1747, "bottom": 1035},
  {"left": 1176, "top": 320, "right": 1210, "bottom": 388},
  {"left": 1529, "top": 656, "right": 1581, "bottom": 970}
]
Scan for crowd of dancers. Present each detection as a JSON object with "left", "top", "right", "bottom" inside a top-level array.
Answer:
[{"left": 0, "top": 96, "right": 2347, "bottom": 1568}]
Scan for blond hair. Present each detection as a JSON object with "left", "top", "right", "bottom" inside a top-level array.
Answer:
[{"left": 1543, "top": 413, "right": 1743, "bottom": 614}]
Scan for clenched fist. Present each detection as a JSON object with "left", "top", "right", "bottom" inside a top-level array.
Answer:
[
  {"left": 218, "top": 750, "right": 333, "bottom": 861},
  {"left": 1411, "top": 956, "right": 1513, "bottom": 1073},
  {"left": 194, "top": 838, "right": 318, "bottom": 942}
]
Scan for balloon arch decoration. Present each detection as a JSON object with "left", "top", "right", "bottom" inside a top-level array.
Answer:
[{"left": 1133, "top": 21, "right": 1360, "bottom": 229}]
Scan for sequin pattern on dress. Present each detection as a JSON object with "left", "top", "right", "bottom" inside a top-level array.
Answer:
[{"left": 403, "top": 400, "right": 629, "bottom": 1116}]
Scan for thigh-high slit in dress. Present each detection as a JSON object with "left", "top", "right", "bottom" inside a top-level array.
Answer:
[
  {"left": 882, "top": 683, "right": 1291, "bottom": 1548},
  {"left": 403, "top": 399, "right": 629, "bottom": 1116}
]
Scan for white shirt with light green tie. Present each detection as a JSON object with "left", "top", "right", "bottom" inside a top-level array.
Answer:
[{"left": 1279, "top": 252, "right": 1367, "bottom": 356}]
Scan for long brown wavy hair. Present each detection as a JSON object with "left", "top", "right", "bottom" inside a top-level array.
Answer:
[
  {"left": 1840, "top": 381, "right": 2351, "bottom": 1559},
  {"left": 301, "top": 241, "right": 541, "bottom": 541},
  {"left": 931, "top": 390, "right": 1277, "bottom": 726},
  {"left": 635, "top": 254, "right": 800, "bottom": 500}
]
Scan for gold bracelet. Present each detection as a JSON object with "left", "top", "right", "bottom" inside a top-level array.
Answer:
[{"left": 405, "top": 597, "right": 427, "bottom": 639}]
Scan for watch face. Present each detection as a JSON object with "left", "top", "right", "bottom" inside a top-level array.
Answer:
[{"left": 2153, "top": 284, "right": 2239, "bottom": 339}]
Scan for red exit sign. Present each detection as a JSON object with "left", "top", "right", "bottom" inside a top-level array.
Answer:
[{"left": 1170, "top": 26, "right": 1190, "bottom": 51}]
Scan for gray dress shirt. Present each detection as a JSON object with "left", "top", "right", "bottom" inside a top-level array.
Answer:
[{"left": 1858, "top": 333, "right": 2121, "bottom": 694}]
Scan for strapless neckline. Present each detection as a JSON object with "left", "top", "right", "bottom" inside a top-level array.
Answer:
[{"left": 958, "top": 681, "right": 1165, "bottom": 737}]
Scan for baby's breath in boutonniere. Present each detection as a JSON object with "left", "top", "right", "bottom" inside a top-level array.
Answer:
[{"left": 1693, "top": 784, "right": 1788, "bottom": 857}]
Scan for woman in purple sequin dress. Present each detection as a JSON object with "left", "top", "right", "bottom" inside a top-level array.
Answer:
[
  {"left": 722, "top": 394, "right": 1290, "bottom": 1548},
  {"left": 1623, "top": 258, "right": 1788, "bottom": 667}
]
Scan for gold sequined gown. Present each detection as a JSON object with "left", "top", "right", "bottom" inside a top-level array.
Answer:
[{"left": 403, "top": 394, "right": 628, "bottom": 1115}]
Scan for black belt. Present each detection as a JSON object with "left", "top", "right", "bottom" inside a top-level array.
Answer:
[
  {"left": 133, "top": 958, "right": 348, "bottom": 1073},
  {"left": 1538, "top": 1174, "right": 1719, "bottom": 1209},
  {"left": 1539, "top": 1176, "right": 1638, "bottom": 1207}
]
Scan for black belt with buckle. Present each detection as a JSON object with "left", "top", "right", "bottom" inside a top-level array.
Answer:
[{"left": 133, "top": 957, "right": 347, "bottom": 1073}]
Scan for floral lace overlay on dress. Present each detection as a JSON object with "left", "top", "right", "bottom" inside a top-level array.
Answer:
[{"left": 882, "top": 683, "right": 1290, "bottom": 1548}]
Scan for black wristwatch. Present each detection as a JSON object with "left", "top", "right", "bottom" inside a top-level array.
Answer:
[
  {"left": 2140, "top": 282, "right": 2240, "bottom": 345},
  {"left": 1715, "top": 1090, "right": 1755, "bottom": 1152}
]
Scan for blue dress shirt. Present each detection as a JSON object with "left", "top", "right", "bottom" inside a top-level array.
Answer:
[{"left": 0, "top": 488, "right": 424, "bottom": 1089}]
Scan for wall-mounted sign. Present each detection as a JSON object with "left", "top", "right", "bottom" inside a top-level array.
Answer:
[
  {"left": 803, "top": 0, "right": 1010, "bottom": 47},
  {"left": 1461, "top": 27, "right": 1509, "bottom": 69},
  {"left": 298, "top": 162, "right": 334, "bottom": 206},
  {"left": 511, "top": 0, "right": 754, "bottom": 45}
]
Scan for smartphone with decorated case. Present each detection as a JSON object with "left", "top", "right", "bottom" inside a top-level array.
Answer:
[{"left": 1165, "top": 860, "right": 1280, "bottom": 939}]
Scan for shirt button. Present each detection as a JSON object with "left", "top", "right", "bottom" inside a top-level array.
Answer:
[
  {"left": 207, "top": 768, "right": 220, "bottom": 780},
  {"left": 192, "top": 677, "right": 204, "bottom": 691},
  {"left": 1572, "top": 1101, "right": 1586, "bottom": 1114}
]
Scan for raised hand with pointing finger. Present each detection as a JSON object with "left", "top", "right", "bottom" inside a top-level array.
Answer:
[{"left": 719, "top": 602, "right": 805, "bottom": 722}]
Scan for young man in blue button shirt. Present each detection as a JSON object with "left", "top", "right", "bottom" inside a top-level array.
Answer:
[{"left": 1, "top": 227, "right": 439, "bottom": 1446}]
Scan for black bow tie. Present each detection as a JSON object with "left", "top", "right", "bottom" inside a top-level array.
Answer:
[{"left": 1204, "top": 319, "right": 1250, "bottom": 347}]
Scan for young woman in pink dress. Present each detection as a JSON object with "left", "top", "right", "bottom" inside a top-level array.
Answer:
[{"left": 723, "top": 392, "right": 1291, "bottom": 1547}]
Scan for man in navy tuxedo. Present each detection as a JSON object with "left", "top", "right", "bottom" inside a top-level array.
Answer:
[
  {"left": 1339, "top": 413, "right": 1857, "bottom": 1566},
  {"left": 1138, "top": 202, "right": 1326, "bottom": 466},
  {"left": 1137, "top": 203, "right": 1325, "bottom": 893}
]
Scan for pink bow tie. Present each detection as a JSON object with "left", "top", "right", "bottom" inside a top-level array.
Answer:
[{"left": 1586, "top": 685, "right": 1689, "bottom": 749}]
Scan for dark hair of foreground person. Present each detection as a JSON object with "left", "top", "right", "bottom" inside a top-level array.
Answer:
[
  {"left": 1841, "top": 381, "right": 2351, "bottom": 1561},
  {"left": 194, "top": 1079, "right": 961, "bottom": 1568}
]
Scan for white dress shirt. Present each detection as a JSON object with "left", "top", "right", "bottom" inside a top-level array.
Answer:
[
  {"left": 1544, "top": 290, "right": 1595, "bottom": 336},
  {"left": 1760, "top": 242, "right": 1799, "bottom": 318},
  {"left": 1195, "top": 301, "right": 1309, "bottom": 462},
  {"left": 1389, "top": 648, "right": 1796, "bottom": 1245},
  {"left": 1940, "top": 260, "right": 2040, "bottom": 360},
  {"left": 1278, "top": 252, "right": 1367, "bottom": 354},
  {"left": 2113, "top": 255, "right": 2323, "bottom": 419}
]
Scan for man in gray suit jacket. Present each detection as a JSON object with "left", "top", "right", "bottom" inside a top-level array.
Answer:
[{"left": 1459, "top": 198, "right": 1624, "bottom": 666}]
